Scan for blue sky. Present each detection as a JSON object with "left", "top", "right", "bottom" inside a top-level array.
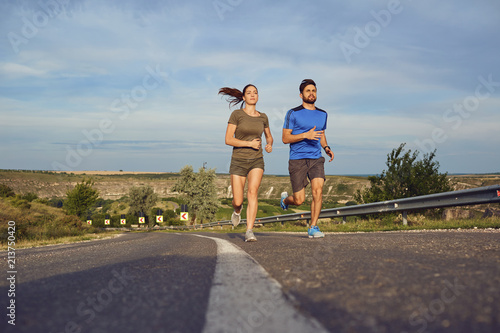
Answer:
[{"left": 1, "top": 0, "right": 499, "bottom": 175}]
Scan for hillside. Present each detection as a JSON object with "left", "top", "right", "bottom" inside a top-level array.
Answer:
[
  {"left": 0, "top": 170, "right": 370, "bottom": 203},
  {"left": 1, "top": 170, "right": 498, "bottom": 203}
]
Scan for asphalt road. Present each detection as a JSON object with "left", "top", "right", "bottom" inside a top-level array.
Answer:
[{"left": 1, "top": 230, "right": 499, "bottom": 333}]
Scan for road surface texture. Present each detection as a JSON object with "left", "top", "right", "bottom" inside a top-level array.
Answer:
[{"left": 1, "top": 229, "right": 499, "bottom": 333}]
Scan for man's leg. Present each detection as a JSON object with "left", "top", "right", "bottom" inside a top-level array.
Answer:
[
  {"left": 283, "top": 159, "right": 307, "bottom": 208},
  {"left": 309, "top": 177, "right": 324, "bottom": 226},
  {"left": 285, "top": 188, "right": 305, "bottom": 207}
]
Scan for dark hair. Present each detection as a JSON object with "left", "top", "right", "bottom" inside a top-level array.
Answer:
[
  {"left": 299, "top": 79, "right": 316, "bottom": 93},
  {"left": 218, "top": 84, "right": 257, "bottom": 108}
]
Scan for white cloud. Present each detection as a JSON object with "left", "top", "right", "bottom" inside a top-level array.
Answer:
[{"left": 0, "top": 62, "right": 46, "bottom": 78}]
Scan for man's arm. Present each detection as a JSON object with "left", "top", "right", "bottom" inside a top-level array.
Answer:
[
  {"left": 320, "top": 133, "right": 334, "bottom": 162},
  {"left": 282, "top": 126, "right": 323, "bottom": 144}
]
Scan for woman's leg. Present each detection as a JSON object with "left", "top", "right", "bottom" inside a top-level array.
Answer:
[
  {"left": 230, "top": 174, "right": 246, "bottom": 214},
  {"left": 245, "top": 168, "right": 264, "bottom": 230}
]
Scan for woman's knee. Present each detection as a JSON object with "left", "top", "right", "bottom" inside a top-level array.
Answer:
[
  {"left": 232, "top": 198, "right": 243, "bottom": 208},
  {"left": 247, "top": 187, "right": 259, "bottom": 199}
]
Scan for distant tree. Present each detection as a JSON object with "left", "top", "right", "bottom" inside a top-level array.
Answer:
[
  {"left": 355, "top": 143, "right": 453, "bottom": 204},
  {"left": 128, "top": 185, "right": 158, "bottom": 226},
  {"left": 64, "top": 179, "right": 100, "bottom": 219},
  {"left": 173, "top": 165, "right": 219, "bottom": 224}
]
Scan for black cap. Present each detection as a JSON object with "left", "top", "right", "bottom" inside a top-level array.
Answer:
[{"left": 299, "top": 79, "right": 316, "bottom": 93}]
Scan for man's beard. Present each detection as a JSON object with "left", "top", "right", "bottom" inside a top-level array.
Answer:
[{"left": 303, "top": 95, "right": 316, "bottom": 104}]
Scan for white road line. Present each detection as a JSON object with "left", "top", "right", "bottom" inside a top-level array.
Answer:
[{"left": 193, "top": 234, "right": 329, "bottom": 333}]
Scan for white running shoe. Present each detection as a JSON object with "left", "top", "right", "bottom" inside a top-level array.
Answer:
[
  {"left": 231, "top": 211, "right": 241, "bottom": 227},
  {"left": 245, "top": 229, "right": 257, "bottom": 242}
]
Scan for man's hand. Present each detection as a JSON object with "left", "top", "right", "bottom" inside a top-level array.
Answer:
[
  {"left": 325, "top": 147, "right": 334, "bottom": 162},
  {"left": 304, "top": 126, "right": 323, "bottom": 141}
]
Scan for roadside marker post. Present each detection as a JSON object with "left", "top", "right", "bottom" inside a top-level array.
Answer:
[
  {"left": 138, "top": 212, "right": 146, "bottom": 225},
  {"left": 156, "top": 209, "right": 163, "bottom": 224},
  {"left": 180, "top": 205, "right": 189, "bottom": 222}
]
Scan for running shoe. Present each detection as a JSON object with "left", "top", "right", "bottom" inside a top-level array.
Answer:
[
  {"left": 231, "top": 211, "right": 241, "bottom": 227},
  {"left": 245, "top": 229, "right": 257, "bottom": 242},
  {"left": 280, "top": 192, "right": 289, "bottom": 210},
  {"left": 308, "top": 225, "right": 325, "bottom": 238}
]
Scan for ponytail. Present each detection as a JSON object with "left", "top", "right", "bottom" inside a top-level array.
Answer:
[{"left": 218, "top": 84, "right": 257, "bottom": 109}]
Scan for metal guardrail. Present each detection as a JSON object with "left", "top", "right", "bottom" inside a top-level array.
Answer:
[{"left": 164, "top": 185, "right": 500, "bottom": 230}]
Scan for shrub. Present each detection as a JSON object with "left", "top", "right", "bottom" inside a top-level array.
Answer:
[
  {"left": 355, "top": 143, "right": 452, "bottom": 204},
  {"left": 64, "top": 179, "right": 99, "bottom": 219},
  {"left": 0, "top": 184, "right": 15, "bottom": 197}
]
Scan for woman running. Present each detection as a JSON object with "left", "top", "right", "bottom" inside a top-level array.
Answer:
[{"left": 220, "top": 84, "right": 273, "bottom": 242}]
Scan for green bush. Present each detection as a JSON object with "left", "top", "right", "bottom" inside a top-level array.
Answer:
[
  {"left": 355, "top": 143, "right": 452, "bottom": 204},
  {"left": 21, "top": 192, "right": 38, "bottom": 202},
  {"left": 64, "top": 179, "right": 99, "bottom": 219},
  {"left": 0, "top": 184, "right": 15, "bottom": 197},
  {"left": 9, "top": 196, "right": 31, "bottom": 210}
]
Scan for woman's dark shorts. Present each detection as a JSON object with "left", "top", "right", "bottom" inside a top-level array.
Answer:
[
  {"left": 230, "top": 157, "right": 265, "bottom": 177},
  {"left": 288, "top": 157, "right": 325, "bottom": 193}
]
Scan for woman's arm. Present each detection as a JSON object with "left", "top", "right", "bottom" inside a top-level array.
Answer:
[
  {"left": 225, "top": 123, "right": 261, "bottom": 149},
  {"left": 264, "top": 127, "right": 273, "bottom": 153}
]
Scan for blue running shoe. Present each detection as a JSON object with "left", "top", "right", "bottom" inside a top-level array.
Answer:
[
  {"left": 308, "top": 226, "right": 325, "bottom": 238},
  {"left": 280, "top": 192, "right": 289, "bottom": 210}
]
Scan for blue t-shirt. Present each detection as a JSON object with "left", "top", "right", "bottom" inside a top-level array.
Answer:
[{"left": 283, "top": 105, "right": 328, "bottom": 160}]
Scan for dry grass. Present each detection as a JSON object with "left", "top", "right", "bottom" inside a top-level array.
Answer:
[
  {"left": 53, "top": 170, "right": 170, "bottom": 175},
  {"left": 0, "top": 197, "right": 103, "bottom": 249}
]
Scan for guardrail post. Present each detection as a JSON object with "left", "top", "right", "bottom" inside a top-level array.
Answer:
[
  {"left": 402, "top": 211, "right": 408, "bottom": 226},
  {"left": 343, "top": 216, "right": 346, "bottom": 224}
]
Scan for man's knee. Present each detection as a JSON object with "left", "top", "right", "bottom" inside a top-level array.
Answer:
[
  {"left": 311, "top": 179, "right": 324, "bottom": 197},
  {"left": 312, "top": 188, "right": 323, "bottom": 198},
  {"left": 293, "top": 194, "right": 305, "bottom": 206}
]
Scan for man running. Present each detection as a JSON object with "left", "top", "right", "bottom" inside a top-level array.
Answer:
[{"left": 281, "top": 79, "right": 334, "bottom": 238}]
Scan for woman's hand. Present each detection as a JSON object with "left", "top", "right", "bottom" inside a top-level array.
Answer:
[{"left": 249, "top": 138, "right": 261, "bottom": 150}]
